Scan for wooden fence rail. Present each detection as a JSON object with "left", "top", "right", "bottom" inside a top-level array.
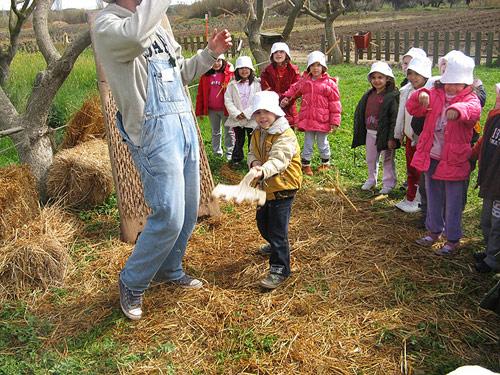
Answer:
[{"left": 323, "top": 30, "right": 500, "bottom": 66}]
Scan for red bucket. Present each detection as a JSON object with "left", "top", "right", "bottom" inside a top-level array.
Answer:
[{"left": 353, "top": 32, "right": 370, "bottom": 49}]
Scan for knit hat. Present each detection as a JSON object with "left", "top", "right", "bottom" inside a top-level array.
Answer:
[
  {"left": 401, "top": 47, "right": 427, "bottom": 66},
  {"left": 440, "top": 53, "right": 475, "bottom": 85},
  {"left": 367, "top": 61, "right": 394, "bottom": 82},
  {"left": 307, "top": 51, "right": 327, "bottom": 69},
  {"left": 438, "top": 50, "right": 465, "bottom": 74},
  {"left": 270, "top": 42, "right": 291, "bottom": 59},
  {"left": 235, "top": 56, "right": 255, "bottom": 71},
  {"left": 406, "top": 55, "right": 432, "bottom": 79},
  {"left": 251, "top": 91, "right": 285, "bottom": 118}
]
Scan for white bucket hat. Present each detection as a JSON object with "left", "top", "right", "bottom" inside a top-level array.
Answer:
[
  {"left": 270, "top": 42, "right": 291, "bottom": 59},
  {"left": 307, "top": 51, "right": 327, "bottom": 70},
  {"left": 401, "top": 47, "right": 427, "bottom": 65},
  {"left": 406, "top": 55, "right": 432, "bottom": 79},
  {"left": 438, "top": 50, "right": 466, "bottom": 74},
  {"left": 367, "top": 61, "right": 394, "bottom": 82},
  {"left": 251, "top": 91, "right": 285, "bottom": 118},
  {"left": 235, "top": 56, "right": 255, "bottom": 71},
  {"left": 216, "top": 54, "right": 225, "bottom": 60},
  {"left": 447, "top": 365, "right": 498, "bottom": 375},
  {"left": 440, "top": 53, "right": 475, "bottom": 85}
]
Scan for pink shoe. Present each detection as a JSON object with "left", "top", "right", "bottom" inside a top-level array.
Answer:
[
  {"left": 434, "top": 241, "right": 460, "bottom": 257},
  {"left": 415, "top": 232, "right": 442, "bottom": 247}
]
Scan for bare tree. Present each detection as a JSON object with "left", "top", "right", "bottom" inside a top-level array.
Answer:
[
  {"left": 0, "top": 0, "right": 91, "bottom": 198},
  {"left": 300, "top": 0, "right": 345, "bottom": 64},
  {"left": 244, "top": 0, "right": 308, "bottom": 72}
]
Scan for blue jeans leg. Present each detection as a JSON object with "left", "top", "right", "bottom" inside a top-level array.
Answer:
[
  {"left": 120, "top": 113, "right": 200, "bottom": 291},
  {"left": 256, "top": 197, "right": 294, "bottom": 277}
]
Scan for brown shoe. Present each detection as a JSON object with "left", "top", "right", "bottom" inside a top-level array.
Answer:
[
  {"left": 317, "top": 164, "right": 330, "bottom": 172},
  {"left": 302, "top": 165, "right": 313, "bottom": 176}
]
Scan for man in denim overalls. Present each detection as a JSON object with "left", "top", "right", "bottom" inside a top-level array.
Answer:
[{"left": 94, "top": 0, "right": 231, "bottom": 320}]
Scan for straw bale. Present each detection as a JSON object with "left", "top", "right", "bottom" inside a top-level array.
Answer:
[
  {"left": 60, "top": 94, "right": 106, "bottom": 149},
  {"left": 46, "top": 138, "right": 113, "bottom": 208},
  {"left": 0, "top": 204, "right": 78, "bottom": 301},
  {"left": 0, "top": 164, "right": 40, "bottom": 240}
]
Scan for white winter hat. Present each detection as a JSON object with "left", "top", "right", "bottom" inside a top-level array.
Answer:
[
  {"left": 406, "top": 55, "right": 432, "bottom": 79},
  {"left": 438, "top": 50, "right": 466, "bottom": 73},
  {"left": 251, "top": 91, "right": 285, "bottom": 118},
  {"left": 235, "top": 56, "right": 255, "bottom": 71},
  {"left": 270, "top": 42, "right": 291, "bottom": 59},
  {"left": 440, "top": 53, "right": 475, "bottom": 85},
  {"left": 307, "top": 51, "right": 327, "bottom": 70},
  {"left": 216, "top": 54, "right": 225, "bottom": 60},
  {"left": 447, "top": 365, "right": 499, "bottom": 375},
  {"left": 367, "top": 61, "right": 395, "bottom": 82},
  {"left": 401, "top": 47, "right": 427, "bottom": 65}
]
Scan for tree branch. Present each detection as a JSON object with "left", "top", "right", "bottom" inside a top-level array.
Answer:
[
  {"left": 0, "top": 86, "right": 20, "bottom": 130},
  {"left": 33, "top": 0, "right": 60, "bottom": 65},
  {"left": 282, "top": 0, "right": 310, "bottom": 39}
]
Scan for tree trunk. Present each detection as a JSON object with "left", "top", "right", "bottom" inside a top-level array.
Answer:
[{"left": 325, "top": 18, "right": 343, "bottom": 64}]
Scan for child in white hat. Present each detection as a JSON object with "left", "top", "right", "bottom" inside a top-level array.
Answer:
[
  {"left": 352, "top": 61, "right": 400, "bottom": 195},
  {"left": 248, "top": 91, "right": 302, "bottom": 289},
  {"left": 394, "top": 55, "right": 432, "bottom": 213},
  {"left": 224, "top": 56, "right": 261, "bottom": 169},
  {"left": 261, "top": 42, "right": 301, "bottom": 128},
  {"left": 195, "top": 54, "right": 235, "bottom": 159},
  {"left": 281, "top": 51, "right": 342, "bottom": 176},
  {"left": 401, "top": 47, "right": 427, "bottom": 87},
  {"left": 408, "top": 53, "right": 482, "bottom": 257}
]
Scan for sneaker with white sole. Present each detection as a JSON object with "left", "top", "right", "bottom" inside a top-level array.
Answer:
[
  {"left": 259, "top": 274, "right": 288, "bottom": 289},
  {"left": 378, "top": 186, "right": 393, "bottom": 195},
  {"left": 167, "top": 274, "right": 203, "bottom": 289},
  {"left": 361, "top": 181, "right": 375, "bottom": 190},
  {"left": 395, "top": 199, "right": 421, "bottom": 213},
  {"left": 258, "top": 244, "right": 271, "bottom": 256},
  {"left": 119, "top": 278, "right": 144, "bottom": 321}
]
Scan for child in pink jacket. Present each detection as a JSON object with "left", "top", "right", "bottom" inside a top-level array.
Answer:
[
  {"left": 407, "top": 53, "right": 481, "bottom": 257},
  {"left": 281, "top": 51, "right": 341, "bottom": 176}
]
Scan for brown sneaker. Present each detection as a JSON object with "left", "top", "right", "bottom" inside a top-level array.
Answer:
[
  {"left": 302, "top": 165, "right": 313, "bottom": 176},
  {"left": 317, "top": 164, "right": 330, "bottom": 172}
]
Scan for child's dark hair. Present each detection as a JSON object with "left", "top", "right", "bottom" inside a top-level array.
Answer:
[
  {"left": 370, "top": 74, "right": 397, "bottom": 93},
  {"left": 271, "top": 53, "right": 290, "bottom": 66},
  {"left": 235, "top": 68, "right": 255, "bottom": 84},
  {"left": 434, "top": 80, "right": 475, "bottom": 94},
  {"left": 204, "top": 59, "right": 226, "bottom": 76}
]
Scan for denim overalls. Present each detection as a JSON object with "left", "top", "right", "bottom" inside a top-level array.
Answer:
[{"left": 116, "top": 57, "right": 200, "bottom": 292}]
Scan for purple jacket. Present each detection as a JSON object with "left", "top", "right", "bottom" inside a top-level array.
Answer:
[
  {"left": 284, "top": 72, "right": 341, "bottom": 133},
  {"left": 407, "top": 86, "right": 481, "bottom": 181}
]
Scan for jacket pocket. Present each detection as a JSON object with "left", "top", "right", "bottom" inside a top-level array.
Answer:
[
  {"left": 447, "top": 143, "right": 471, "bottom": 166},
  {"left": 153, "top": 69, "right": 185, "bottom": 102}
]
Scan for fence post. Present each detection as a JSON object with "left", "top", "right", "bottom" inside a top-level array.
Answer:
[
  {"left": 404, "top": 31, "right": 410, "bottom": 54},
  {"left": 345, "top": 36, "right": 351, "bottom": 63},
  {"left": 414, "top": 30, "right": 420, "bottom": 48},
  {"left": 433, "top": 31, "right": 439, "bottom": 66},
  {"left": 465, "top": 32, "right": 472, "bottom": 56},
  {"left": 444, "top": 31, "right": 450, "bottom": 55},
  {"left": 394, "top": 31, "right": 400, "bottom": 63},
  {"left": 367, "top": 34, "right": 372, "bottom": 60},
  {"left": 376, "top": 31, "right": 381, "bottom": 60},
  {"left": 339, "top": 35, "right": 344, "bottom": 59},
  {"left": 385, "top": 31, "right": 390, "bottom": 61},
  {"left": 454, "top": 31, "right": 460, "bottom": 51},
  {"left": 423, "top": 31, "right": 429, "bottom": 55},
  {"left": 475, "top": 31, "right": 482, "bottom": 65},
  {"left": 486, "top": 32, "right": 493, "bottom": 66},
  {"left": 321, "top": 35, "right": 326, "bottom": 54}
]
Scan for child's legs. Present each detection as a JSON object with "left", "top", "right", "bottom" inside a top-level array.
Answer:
[
  {"left": 365, "top": 132, "right": 380, "bottom": 185},
  {"left": 425, "top": 159, "right": 445, "bottom": 235},
  {"left": 231, "top": 127, "right": 245, "bottom": 163},
  {"left": 245, "top": 128, "right": 253, "bottom": 151},
  {"left": 301, "top": 131, "right": 316, "bottom": 161},
  {"left": 208, "top": 110, "right": 224, "bottom": 156},
  {"left": 266, "top": 197, "right": 294, "bottom": 277},
  {"left": 443, "top": 180, "right": 465, "bottom": 242},
  {"left": 222, "top": 116, "right": 234, "bottom": 159},
  {"left": 419, "top": 172, "right": 427, "bottom": 221},
  {"left": 405, "top": 139, "right": 420, "bottom": 201},
  {"left": 256, "top": 202, "right": 270, "bottom": 242},
  {"left": 316, "top": 132, "right": 331, "bottom": 160},
  {"left": 482, "top": 200, "right": 500, "bottom": 270},
  {"left": 381, "top": 148, "right": 397, "bottom": 189}
]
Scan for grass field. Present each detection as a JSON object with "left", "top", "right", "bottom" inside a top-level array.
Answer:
[{"left": 1, "top": 45, "right": 500, "bottom": 374}]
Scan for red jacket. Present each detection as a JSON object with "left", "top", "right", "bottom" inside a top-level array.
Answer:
[
  {"left": 407, "top": 86, "right": 481, "bottom": 181},
  {"left": 260, "top": 62, "right": 300, "bottom": 127},
  {"left": 284, "top": 71, "right": 341, "bottom": 133},
  {"left": 195, "top": 63, "right": 234, "bottom": 117}
]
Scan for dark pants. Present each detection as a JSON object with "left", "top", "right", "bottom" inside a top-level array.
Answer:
[
  {"left": 419, "top": 172, "right": 427, "bottom": 224},
  {"left": 256, "top": 196, "right": 294, "bottom": 277},
  {"left": 231, "top": 127, "right": 253, "bottom": 163}
]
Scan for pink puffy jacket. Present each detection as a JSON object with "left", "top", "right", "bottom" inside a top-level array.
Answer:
[
  {"left": 283, "top": 71, "right": 341, "bottom": 133},
  {"left": 406, "top": 86, "right": 481, "bottom": 181}
]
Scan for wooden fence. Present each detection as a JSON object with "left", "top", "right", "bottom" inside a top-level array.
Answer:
[
  {"left": 178, "top": 35, "right": 242, "bottom": 58},
  {"left": 323, "top": 30, "right": 500, "bottom": 66}
]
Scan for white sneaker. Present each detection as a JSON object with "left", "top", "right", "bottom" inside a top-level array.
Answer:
[
  {"left": 361, "top": 182, "right": 375, "bottom": 190},
  {"left": 395, "top": 199, "right": 421, "bottom": 213},
  {"left": 378, "top": 186, "right": 393, "bottom": 195}
]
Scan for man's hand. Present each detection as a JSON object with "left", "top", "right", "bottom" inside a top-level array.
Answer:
[{"left": 207, "top": 29, "right": 232, "bottom": 55}]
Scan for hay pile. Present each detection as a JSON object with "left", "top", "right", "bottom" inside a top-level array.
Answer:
[
  {"left": 60, "top": 94, "right": 105, "bottom": 149},
  {"left": 0, "top": 204, "right": 78, "bottom": 301},
  {"left": 0, "top": 164, "right": 40, "bottom": 240},
  {"left": 46, "top": 138, "right": 113, "bottom": 208}
]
